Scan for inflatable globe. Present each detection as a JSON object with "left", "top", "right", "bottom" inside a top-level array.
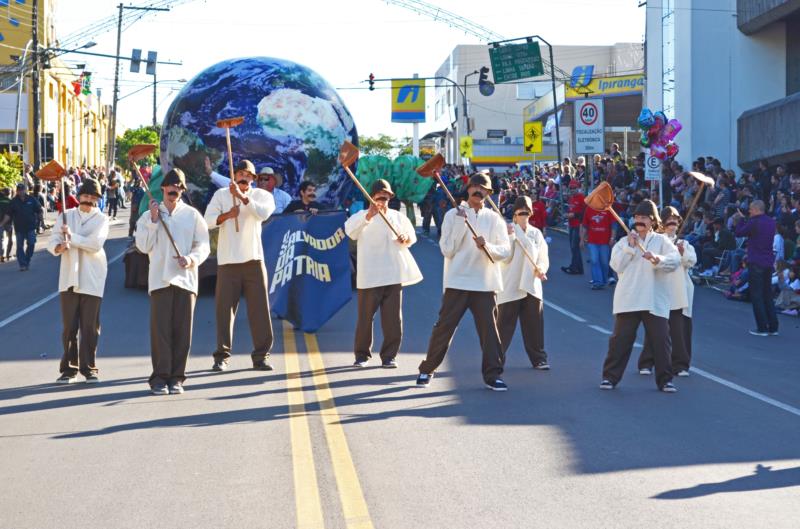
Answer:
[{"left": 160, "top": 57, "right": 358, "bottom": 207}]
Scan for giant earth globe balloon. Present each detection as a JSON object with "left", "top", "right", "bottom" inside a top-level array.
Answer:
[{"left": 160, "top": 57, "right": 358, "bottom": 207}]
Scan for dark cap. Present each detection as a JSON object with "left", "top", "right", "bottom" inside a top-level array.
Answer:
[
  {"left": 633, "top": 199, "right": 661, "bottom": 224},
  {"left": 467, "top": 173, "right": 492, "bottom": 192},
  {"left": 77, "top": 178, "right": 102, "bottom": 198},
  {"left": 161, "top": 168, "right": 187, "bottom": 189},
  {"left": 513, "top": 196, "right": 532, "bottom": 214},
  {"left": 234, "top": 159, "right": 256, "bottom": 176},
  {"left": 16, "top": 182, "right": 26, "bottom": 190},
  {"left": 370, "top": 178, "right": 394, "bottom": 197}
]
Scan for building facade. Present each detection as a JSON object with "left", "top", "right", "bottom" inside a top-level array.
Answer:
[
  {"left": 0, "top": 0, "right": 111, "bottom": 169},
  {"left": 431, "top": 42, "right": 643, "bottom": 167},
  {"left": 645, "top": 0, "right": 798, "bottom": 171}
]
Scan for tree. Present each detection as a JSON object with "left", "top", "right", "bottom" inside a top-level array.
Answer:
[
  {"left": 358, "top": 133, "right": 397, "bottom": 157},
  {"left": 115, "top": 125, "right": 160, "bottom": 169},
  {"left": 0, "top": 152, "right": 23, "bottom": 189}
]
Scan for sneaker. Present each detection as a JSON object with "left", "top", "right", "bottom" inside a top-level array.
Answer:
[
  {"left": 660, "top": 382, "right": 678, "bottom": 393},
  {"left": 599, "top": 379, "right": 615, "bottom": 390},
  {"left": 748, "top": 329, "right": 769, "bottom": 337},
  {"left": 168, "top": 382, "right": 184, "bottom": 395},
  {"left": 676, "top": 369, "right": 690, "bottom": 377},
  {"left": 699, "top": 270, "right": 714, "bottom": 277},
  {"left": 252, "top": 359, "right": 273, "bottom": 371},
  {"left": 533, "top": 361, "right": 550, "bottom": 371},
  {"left": 381, "top": 359, "right": 398, "bottom": 369},
  {"left": 353, "top": 359, "right": 370, "bottom": 368},
  {"left": 485, "top": 379, "right": 508, "bottom": 392},
  {"left": 781, "top": 309, "right": 798, "bottom": 316},
  {"left": 416, "top": 372, "right": 433, "bottom": 387},
  {"left": 768, "top": 330, "right": 779, "bottom": 336},
  {"left": 56, "top": 374, "right": 77, "bottom": 384},
  {"left": 150, "top": 383, "right": 169, "bottom": 395},
  {"left": 591, "top": 284, "right": 604, "bottom": 290},
  {"left": 84, "top": 374, "right": 100, "bottom": 384},
  {"left": 608, "top": 277, "right": 617, "bottom": 285},
  {"left": 639, "top": 368, "right": 652, "bottom": 376},
  {"left": 212, "top": 359, "right": 229, "bottom": 372}
]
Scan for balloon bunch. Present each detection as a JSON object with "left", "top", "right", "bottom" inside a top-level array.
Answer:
[{"left": 638, "top": 108, "right": 682, "bottom": 160}]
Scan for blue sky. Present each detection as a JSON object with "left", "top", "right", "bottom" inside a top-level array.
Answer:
[{"left": 55, "top": 0, "right": 645, "bottom": 139}]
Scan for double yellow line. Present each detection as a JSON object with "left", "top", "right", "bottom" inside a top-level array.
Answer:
[{"left": 282, "top": 321, "right": 374, "bottom": 529}]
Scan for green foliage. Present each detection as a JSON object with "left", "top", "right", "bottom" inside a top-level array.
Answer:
[
  {"left": 0, "top": 152, "right": 23, "bottom": 189},
  {"left": 116, "top": 125, "right": 161, "bottom": 168},
  {"left": 358, "top": 134, "right": 397, "bottom": 157}
]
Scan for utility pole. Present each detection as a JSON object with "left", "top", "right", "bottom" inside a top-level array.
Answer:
[
  {"left": 31, "top": 0, "right": 40, "bottom": 170},
  {"left": 152, "top": 65, "right": 157, "bottom": 127},
  {"left": 412, "top": 73, "right": 419, "bottom": 157}
]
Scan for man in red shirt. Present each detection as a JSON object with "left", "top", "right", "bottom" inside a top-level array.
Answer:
[
  {"left": 55, "top": 183, "right": 79, "bottom": 213},
  {"left": 528, "top": 189, "right": 547, "bottom": 235},
  {"left": 561, "top": 182, "right": 585, "bottom": 275},
  {"left": 581, "top": 206, "right": 614, "bottom": 289}
]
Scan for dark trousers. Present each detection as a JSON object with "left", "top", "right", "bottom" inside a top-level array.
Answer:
[
  {"left": 701, "top": 246, "right": 723, "bottom": 270},
  {"left": 497, "top": 294, "right": 546, "bottom": 366},
  {"left": 638, "top": 310, "right": 691, "bottom": 372},
  {"left": 603, "top": 311, "right": 672, "bottom": 389},
  {"left": 568, "top": 226, "right": 583, "bottom": 273},
  {"left": 15, "top": 229, "right": 36, "bottom": 268},
  {"left": 354, "top": 284, "right": 402, "bottom": 362},
  {"left": 108, "top": 197, "right": 118, "bottom": 218},
  {"left": 421, "top": 199, "right": 442, "bottom": 234},
  {"left": 150, "top": 285, "right": 196, "bottom": 386},
  {"left": 213, "top": 260, "right": 273, "bottom": 362},
  {"left": 749, "top": 264, "right": 778, "bottom": 333},
  {"left": 59, "top": 289, "right": 102, "bottom": 377},
  {"left": 419, "top": 288, "right": 504, "bottom": 383}
]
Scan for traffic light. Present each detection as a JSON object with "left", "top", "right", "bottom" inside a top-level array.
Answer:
[
  {"left": 479, "top": 66, "right": 489, "bottom": 84},
  {"left": 478, "top": 66, "right": 495, "bottom": 96},
  {"left": 369, "top": 73, "right": 375, "bottom": 91}
]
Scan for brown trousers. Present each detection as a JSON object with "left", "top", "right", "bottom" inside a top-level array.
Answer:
[
  {"left": 419, "top": 288, "right": 504, "bottom": 383},
  {"left": 638, "top": 310, "right": 692, "bottom": 372},
  {"left": 354, "top": 284, "right": 402, "bottom": 362},
  {"left": 213, "top": 260, "right": 273, "bottom": 362},
  {"left": 497, "top": 294, "right": 546, "bottom": 366},
  {"left": 603, "top": 311, "right": 673, "bottom": 389},
  {"left": 150, "top": 285, "right": 196, "bottom": 386},
  {"left": 59, "top": 289, "right": 102, "bottom": 377}
]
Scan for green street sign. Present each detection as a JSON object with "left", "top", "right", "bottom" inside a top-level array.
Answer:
[{"left": 489, "top": 41, "right": 544, "bottom": 83}]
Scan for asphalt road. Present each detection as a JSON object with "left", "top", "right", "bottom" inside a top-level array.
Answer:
[{"left": 1, "top": 207, "right": 798, "bottom": 529}]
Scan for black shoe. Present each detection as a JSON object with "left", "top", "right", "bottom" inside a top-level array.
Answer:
[
  {"left": 485, "top": 379, "right": 508, "bottom": 392},
  {"left": 599, "top": 379, "right": 615, "bottom": 390},
  {"left": 533, "top": 361, "right": 550, "bottom": 371},
  {"left": 660, "top": 382, "right": 678, "bottom": 393},
  {"left": 252, "top": 359, "right": 273, "bottom": 371},
  {"left": 561, "top": 266, "right": 575, "bottom": 274},
  {"left": 212, "top": 360, "right": 229, "bottom": 372},
  {"left": 416, "top": 372, "right": 433, "bottom": 387},
  {"left": 84, "top": 374, "right": 100, "bottom": 384},
  {"left": 381, "top": 359, "right": 398, "bottom": 369}
]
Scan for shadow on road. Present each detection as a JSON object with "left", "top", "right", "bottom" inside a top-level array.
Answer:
[{"left": 652, "top": 464, "right": 800, "bottom": 499}]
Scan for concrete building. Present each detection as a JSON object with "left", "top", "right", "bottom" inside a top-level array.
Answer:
[
  {"left": 430, "top": 42, "right": 643, "bottom": 168},
  {"left": 645, "top": 0, "right": 798, "bottom": 171},
  {"left": 0, "top": 0, "right": 111, "bottom": 169}
]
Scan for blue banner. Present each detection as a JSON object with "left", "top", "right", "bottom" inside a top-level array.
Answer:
[{"left": 262, "top": 211, "right": 352, "bottom": 333}]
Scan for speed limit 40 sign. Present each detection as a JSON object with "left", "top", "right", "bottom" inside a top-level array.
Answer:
[{"left": 575, "top": 98, "right": 604, "bottom": 154}]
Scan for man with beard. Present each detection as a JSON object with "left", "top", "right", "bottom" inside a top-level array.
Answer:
[
  {"left": 204, "top": 160, "right": 276, "bottom": 372},
  {"left": 600, "top": 200, "right": 681, "bottom": 393},
  {"left": 136, "top": 168, "right": 210, "bottom": 395},
  {"left": 48, "top": 179, "right": 109, "bottom": 384},
  {"left": 416, "top": 173, "right": 511, "bottom": 391},
  {"left": 637, "top": 207, "right": 697, "bottom": 377},
  {"left": 284, "top": 181, "right": 323, "bottom": 214}
]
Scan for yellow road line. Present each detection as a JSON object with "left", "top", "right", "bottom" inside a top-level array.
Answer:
[
  {"left": 304, "top": 332, "right": 374, "bottom": 529},
  {"left": 283, "top": 321, "right": 326, "bottom": 529}
]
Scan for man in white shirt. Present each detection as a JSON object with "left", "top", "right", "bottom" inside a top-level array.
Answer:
[
  {"left": 344, "top": 179, "right": 422, "bottom": 368},
  {"left": 136, "top": 168, "right": 210, "bottom": 395},
  {"left": 48, "top": 179, "right": 109, "bottom": 384},
  {"left": 638, "top": 206, "right": 697, "bottom": 377},
  {"left": 600, "top": 200, "right": 680, "bottom": 393},
  {"left": 204, "top": 159, "right": 276, "bottom": 372},
  {"left": 416, "top": 173, "right": 511, "bottom": 391},
  {"left": 257, "top": 166, "right": 292, "bottom": 214},
  {"left": 497, "top": 196, "right": 550, "bottom": 370}
]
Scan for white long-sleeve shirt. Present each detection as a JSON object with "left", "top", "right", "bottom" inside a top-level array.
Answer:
[
  {"left": 673, "top": 237, "right": 697, "bottom": 318},
  {"left": 135, "top": 201, "right": 210, "bottom": 294},
  {"left": 439, "top": 205, "right": 511, "bottom": 292},
  {"left": 497, "top": 223, "right": 549, "bottom": 305},
  {"left": 344, "top": 209, "right": 423, "bottom": 289},
  {"left": 610, "top": 230, "right": 680, "bottom": 318},
  {"left": 47, "top": 208, "right": 109, "bottom": 298},
  {"left": 204, "top": 186, "right": 275, "bottom": 265}
]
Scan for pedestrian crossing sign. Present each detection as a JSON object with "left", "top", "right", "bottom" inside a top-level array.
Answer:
[
  {"left": 524, "top": 121, "right": 543, "bottom": 154},
  {"left": 460, "top": 136, "right": 473, "bottom": 158}
]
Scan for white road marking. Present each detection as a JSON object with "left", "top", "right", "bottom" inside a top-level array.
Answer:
[
  {"left": 543, "top": 301, "right": 586, "bottom": 323},
  {"left": 0, "top": 248, "right": 126, "bottom": 330},
  {"left": 588, "top": 325, "right": 612, "bottom": 335},
  {"left": 691, "top": 367, "right": 800, "bottom": 418}
]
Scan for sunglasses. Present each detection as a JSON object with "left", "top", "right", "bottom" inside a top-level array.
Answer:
[
  {"left": 374, "top": 196, "right": 389, "bottom": 202},
  {"left": 515, "top": 212, "right": 530, "bottom": 217}
]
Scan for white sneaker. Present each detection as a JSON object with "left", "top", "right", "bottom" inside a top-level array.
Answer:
[
  {"left": 639, "top": 368, "right": 652, "bottom": 375},
  {"left": 676, "top": 370, "right": 690, "bottom": 377}
]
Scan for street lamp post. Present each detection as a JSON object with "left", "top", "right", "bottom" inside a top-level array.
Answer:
[
  {"left": 463, "top": 70, "right": 479, "bottom": 135},
  {"left": 14, "top": 39, "right": 32, "bottom": 147},
  {"left": 529, "top": 35, "right": 562, "bottom": 169}
]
